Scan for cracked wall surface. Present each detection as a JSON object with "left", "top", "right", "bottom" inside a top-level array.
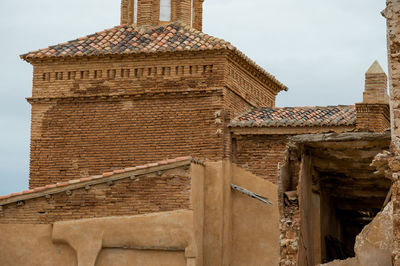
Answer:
[{"left": 383, "top": 0, "right": 400, "bottom": 264}]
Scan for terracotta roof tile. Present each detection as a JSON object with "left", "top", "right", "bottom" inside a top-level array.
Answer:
[
  {"left": 0, "top": 156, "right": 193, "bottom": 204},
  {"left": 230, "top": 106, "right": 356, "bottom": 128},
  {"left": 20, "top": 22, "right": 287, "bottom": 92}
]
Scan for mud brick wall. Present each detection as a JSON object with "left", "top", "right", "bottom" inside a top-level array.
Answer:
[
  {"left": 0, "top": 170, "right": 191, "bottom": 224},
  {"left": 232, "top": 135, "right": 289, "bottom": 184},
  {"left": 355, "top": 104, "right": 390, "bottom": 132}
]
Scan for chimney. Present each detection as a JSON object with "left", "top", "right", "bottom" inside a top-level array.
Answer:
[
  {"left": 356, "top": 60, "right": 390, "bottom": 132},
  {"left": 362, "top": 60, "right": 389, "bottom": 104},
  {"left": 120, "top": 0, "right": 205, "bottom": 31}
]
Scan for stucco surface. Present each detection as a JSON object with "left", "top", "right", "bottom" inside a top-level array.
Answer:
[
  {"left": 0, "top": 224, "right": 77, "bottom": 266},
  {"left": 53, "top": 210, "right": 195, "bottom": 266},
  {"left": 231, "top": 164, "right": 280, "bottom": 266},
  {"left": 95, "top": 249, "right": 185, "bottom": 266}
]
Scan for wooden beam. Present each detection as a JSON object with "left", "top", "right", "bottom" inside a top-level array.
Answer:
[
  {"left": 309, "top": 147, "right": 384, "bottom": 161},
  {"left": 289, "top": 131, "right": 390, "bottom": 144}
]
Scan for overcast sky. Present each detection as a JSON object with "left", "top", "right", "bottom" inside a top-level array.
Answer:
[{"left": 0, "top": 0, "right": 388, "bottom": 195}]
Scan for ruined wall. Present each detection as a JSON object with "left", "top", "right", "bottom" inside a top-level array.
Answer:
[
  {"left": 0, "top": 168, "right": 191, "bottom": 224},
  {"left": 383, "top": 1, "right": 400, "bottom": 264}
]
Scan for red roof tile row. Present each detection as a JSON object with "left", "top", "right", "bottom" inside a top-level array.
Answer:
[
  {"left": 0, "top": 156, "right": 192, "bottom": 202},
  {"left": 20, "top": 22, "right": 288, "bottom": 92},
  {"left": 230, "top": 106, "right": 356, "bottom": 128}
]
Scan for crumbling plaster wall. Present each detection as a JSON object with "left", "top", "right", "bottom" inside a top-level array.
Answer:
[
  {"left": 383, "top": 0, "right": 400, "bottom": 264},
  {"left": 0, "top": 161, "right": 280, "bottom": 266}
]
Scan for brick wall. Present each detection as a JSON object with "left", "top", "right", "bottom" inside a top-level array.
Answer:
[
  {"left": 355, "top": 103, "right": 390, "bottom": 132},
  {"left": 29, "top": 91, "right": 223, "bottom": 188},
  {"left": 0, "top": 169, "right": 191, "bottom": 224},
  {"left": 121, "top": 0, "right": 204, "bottom": 30},
  {"left": 232, "top": 135, "right": 289, "bottom": 184},
  {"left": 31, "top": 53, "right": 225, "bottom": 99},
  {"left": 28, "top": 52, "right": 278, "bottom": 187}
]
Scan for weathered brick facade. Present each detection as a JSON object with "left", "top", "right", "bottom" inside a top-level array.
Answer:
[
  {"left": 232, "top": 135, "right": 289, "bottom": 184},
  {"left": 0, "top": 1, "right": 395, "bottom": 265},
  {"left": 355, "top": 103, "right": 390, "bottom": 132},
  {"left": 27, "top": 50, "right": 282, "bottom": 188},
  {"left": 121, "top": 0, "right": 204, "bottom": 30},
  {"left": 355, "top": 61, "right": 390, "bottom": 132},
  {"left": 0, "top": 160, "right": 192, "bottom": 224}
]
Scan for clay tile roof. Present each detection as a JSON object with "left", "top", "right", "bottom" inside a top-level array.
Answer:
[
  {"left": 20, "top": 22, "right": 287, "bottom": 92},
  {"left": 230, "top": 106, "right": 356, "bottom": 128},
  {"left": 0, "top": 156, "right": 196, "bottom": 205}
]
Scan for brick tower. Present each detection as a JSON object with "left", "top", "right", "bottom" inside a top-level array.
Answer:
[
  {"left": 356, "top": 60, "right": 390, "bottom": 132},
  {"left": 21, "top": 0, "right": 287, "bottom": 188},
  {"left": 121, "top": 0, "right": 204, "bottom": 30}
]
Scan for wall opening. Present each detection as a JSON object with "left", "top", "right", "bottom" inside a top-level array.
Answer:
[
  {"left": 134, "top": 0, "right": 138, "bottom": 23},
  {"left": 160, "top": 0, "right": 171, "bottom": 21}
]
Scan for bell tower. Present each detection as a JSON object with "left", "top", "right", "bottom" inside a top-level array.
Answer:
[{"left": 120, "top": 0, "right": 204, "bottom": 30}]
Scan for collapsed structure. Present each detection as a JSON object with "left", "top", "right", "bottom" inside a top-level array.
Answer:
[{"left": 0, "top": 0, "right": 397, "bottom": 265}]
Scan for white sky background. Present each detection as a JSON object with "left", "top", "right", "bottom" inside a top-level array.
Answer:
[{"left": 0, "top": 0, "right": 388, "bottom": 194}]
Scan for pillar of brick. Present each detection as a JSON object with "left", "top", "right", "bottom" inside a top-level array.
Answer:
[
  {"left": 192, "top": 0, "right": 204, "bottom": 31},
  {"left": 121, "top": 0, "right": 129, "bottom": 24},
  {"left": 120, "top": 0, "right": 135, "bottom": 24},
  {"left": 121, "top": 0, "right": 204, "bottom": 30},
  {"left": 356, "top": 60, "right": 390, "bottom": 132},
  {"left": 137, "top": 0, "right": 154, "bottom": 26}
]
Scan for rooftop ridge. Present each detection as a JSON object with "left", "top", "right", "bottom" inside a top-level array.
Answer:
[
  {"left": 20, "top": 22, "right": 288, "bottom": 92},
  {"left": 230, "top": 106, "right": 356, "bottom": 128},
  {"left": 0, "top": 156, "right": 198, "bottom": 206}
]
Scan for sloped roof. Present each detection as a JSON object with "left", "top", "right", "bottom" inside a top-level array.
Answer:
[
  {"left": 0, "top": 156, "right": 199, "bottom": 206},
  {"left": 230, "top": 106, "right": 356, "bottom": 128},
  {"left": 20, "top": 22, "right": 288, "bottom": 91}
]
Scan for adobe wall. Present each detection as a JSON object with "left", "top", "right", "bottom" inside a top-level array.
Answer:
[
  {"left": 0, "top": 161, "right": 280, "bottom": 266},
  {"left": 96, "top": 250, "right": 185, "bottom": 266},
  {"left": 0, "top": 211, "right": 194, "bottom": 266},
  {"left": 230, "top": 164, "right": 280, "bottom": 266},
  {"left": 0, "top": 168, "right": 192, "bottom": 224},
  {"left": 0, "top": 224, "right": 77, "bottom": 266},
  {"left": 201, "top": 161, "right": 280, "bottom": 265}
]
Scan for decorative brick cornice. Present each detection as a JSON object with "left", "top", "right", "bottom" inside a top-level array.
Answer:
[
  {"left": 21, "top": 22, "right": 287, "bottom": 92},
  {"left": 26, "top": 88, "right": 223, "bottom": 104}
]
